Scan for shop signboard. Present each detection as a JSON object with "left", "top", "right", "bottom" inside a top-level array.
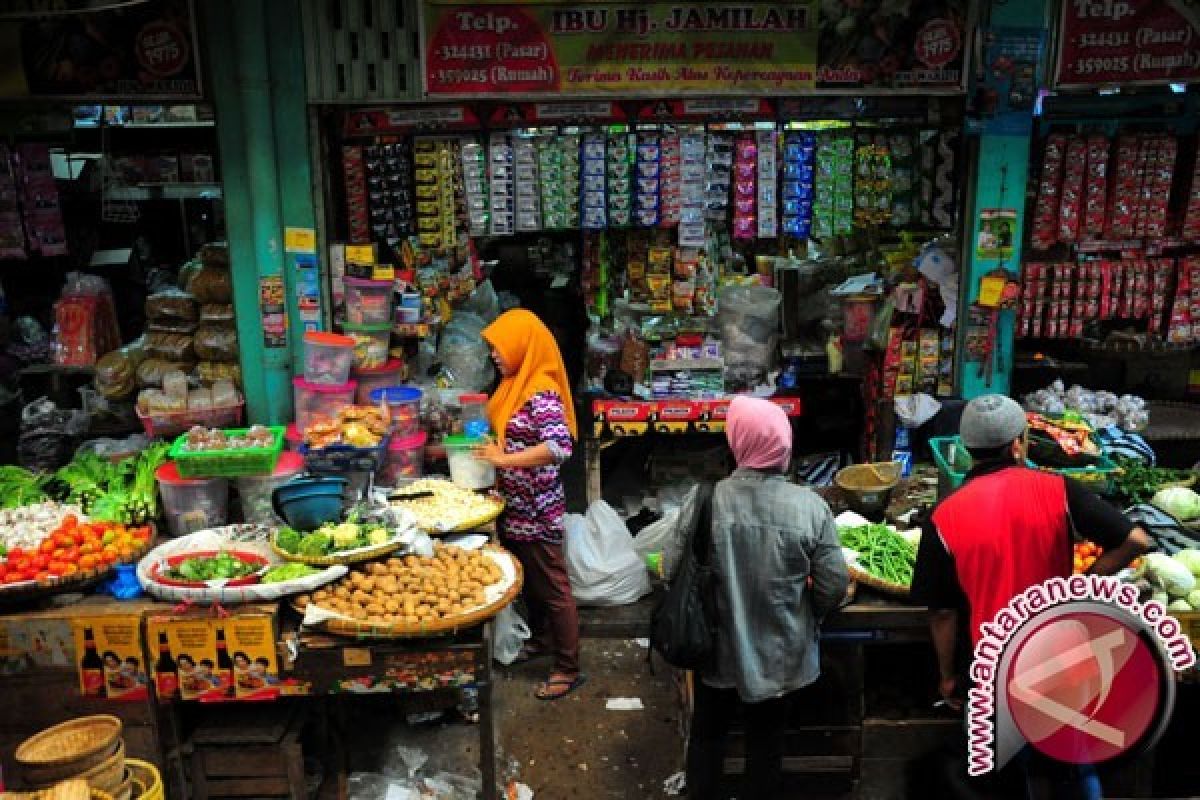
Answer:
[
  {"left": 815, "top": 0, "right": 967, "bottom": 89},
  {"left": 420, "top": 0, "right": 820, "bottom": 96},
  {"left": 0, "top": 0, "right": 200, "bottom": 99},
  {"left": 1054, "top": 0, "right": 1200, "bottom": 88}
]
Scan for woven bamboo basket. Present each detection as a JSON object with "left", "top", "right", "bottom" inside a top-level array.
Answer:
[
  {"left": 0, "top": 781, "right": 112, "bottom": 800},
  {"left": 29, "top": 741, "right": 126, "bottom": 794},
  {"left": 125, "top": 760, "right": 162, "bottom": 800},
  {"left": 388, "top": 489, "right": 505, "bottom": 535},
  {"left": 0, "top": 535, "right": 154, "bottom": 604},
  {"left": 16, "top": 717, "right": 123, "bottom": 785},
  {"left": 270, "top": 535, "right": 407, "bottom": 566},
  {"left": 298, "top": 549, "right": 524, "bottom": 639},
  {"left": 847, "top": 562, "right": 911, "bottom": 599}
]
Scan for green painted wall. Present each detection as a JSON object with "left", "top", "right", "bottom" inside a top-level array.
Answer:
[
  {"left": 958, "top": 0, "right": 1049, "bottom": 399},
  {"left": 200, "top": 0, "right": 316, "bottom": 424}
]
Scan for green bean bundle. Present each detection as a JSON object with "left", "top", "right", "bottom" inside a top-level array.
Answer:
[{"left": 838, "top": 523, "right": 916, "bottom": 586}]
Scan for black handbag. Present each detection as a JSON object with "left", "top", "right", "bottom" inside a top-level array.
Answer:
[{"left": 649, "top": 483, "right": 717, "bottom": 670}]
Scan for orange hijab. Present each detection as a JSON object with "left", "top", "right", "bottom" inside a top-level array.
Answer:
[{"left": 481, "top": 309, "right": 577, "bottom": 445}]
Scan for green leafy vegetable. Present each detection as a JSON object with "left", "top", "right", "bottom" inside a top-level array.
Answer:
[
  {"left": 262, "top": 563, "right": 320, "bottom": 583},
  {"left": 297, "top": 532, "right": 332, "bottom": 557},
  {"left": 1112, "top": 458, "right": 1195, "bottom": 506},
  {"left": 275, "top": 527, "right": 303, "bottom": 554},
  {"left": 167, "top": 551, "right": 260, "bottom": 582}
]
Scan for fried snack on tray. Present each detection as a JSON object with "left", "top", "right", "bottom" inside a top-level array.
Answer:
[{"left": 388, "top": 478, "right": 503, "bottom": 531}]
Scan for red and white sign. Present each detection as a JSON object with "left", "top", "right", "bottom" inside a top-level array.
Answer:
[
  {"left": 135, "top": 20, "right": 190, "bottom": 78},
  {"left": 1055, "top": 0, "right": 1200, "bottom": 88},
  {"left": 915, "top": 19, "right": 961, "bottom": 68}
]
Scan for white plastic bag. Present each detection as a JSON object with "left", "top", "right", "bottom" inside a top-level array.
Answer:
[
  {"left": 631, "top": 484, "right": 699, "bottom": 581},
  {"left": 492, "top": 603, "right": 531, "bottom": 665},
  {"left": 565, "top": 501, "right": 651, "bottom": 606}
]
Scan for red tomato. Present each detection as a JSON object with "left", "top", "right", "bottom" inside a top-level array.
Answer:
[
  {"left": 47, "top": 561, "right": 66, "bottom": 577},
  {"left": 31, "top": 554, "right": 49, "bottom": 570},
  {"left": 38, "top": 539, "right": 56, "bottom": 554},
  {"left": 63, "top": 547, "right": 80, "bottom": 564},
  {"left": 12, "top": 558, "right": 31, "bottom": 573},
  {"left": 2, "top": 574, "right": 22, "bottom": 584},
  {"left": 7, "top": 547, "right": 24, "bottom": 561},
  {"left": 34, "top": 571, "right": 51, "bottom": 584}
]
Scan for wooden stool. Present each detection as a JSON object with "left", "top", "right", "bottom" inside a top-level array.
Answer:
[{"left": 185, "top": 706, "right": 305, "bottom": 800}]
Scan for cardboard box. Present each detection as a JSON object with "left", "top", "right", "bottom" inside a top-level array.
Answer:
[
  {"left": 73, "top": 615, "right": 149, "bottom": 701},
  {"left": 147, "top": 607, "right": 280, "bottom": 703}
]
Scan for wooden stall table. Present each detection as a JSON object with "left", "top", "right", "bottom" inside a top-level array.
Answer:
[{"left": 280, "top": 617, "right": 498, "bottom": 800}]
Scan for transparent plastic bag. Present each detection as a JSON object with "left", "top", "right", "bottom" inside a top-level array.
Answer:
[
  {"left": 492, "top": 604, "right": 531, "bottom": 665},
  {"left": 718, "top": 284, "right": 781, "bottom": 385},
  {"left": 437, "top": 312, "right": 494, "bottom": 391},
  {"left": 95, "top": 337, "right": 146, "bottom": 399},
  {"left": 193, "top": 324, "right": 238, "bottom": 361}
]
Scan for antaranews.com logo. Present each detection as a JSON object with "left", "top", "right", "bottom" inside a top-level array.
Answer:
[{"left": 967, "top": 574, "right": 1195, "bottom": 776}]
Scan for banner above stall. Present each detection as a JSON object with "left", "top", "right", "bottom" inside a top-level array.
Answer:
[
  {"left": 1054, "top": 0, "right": 1200, "bottom": 88},
  {"left": 421, "top": 0, "right": 821, "bottom": 95},
  {"left": 0, "top": 0, "right": 200, "bottom": 99}
]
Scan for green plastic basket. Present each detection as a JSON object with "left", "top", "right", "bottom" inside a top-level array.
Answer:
[
  {"left": 929, "top": 434, "right": 1119, "bottom": 497},
  {"left": 168, "top": 426, "right": 286, "bottom": 478}
]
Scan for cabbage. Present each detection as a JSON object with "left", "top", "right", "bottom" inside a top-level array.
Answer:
[
  {"left": 1174, "top": 548, "right": 1200, "bottom": 578},
  {"left": 1168, "top": 599, "right": 1193, "bottom": 612},
  {"left": 1142, "top": 553, "right": 1197, "bottom": 598},
  {"left": 1187, "top": 589, "right": 1200, "bottom": 609},
  {"left": 1151, "top": 487, "right": 1200, "bottom": 521}
]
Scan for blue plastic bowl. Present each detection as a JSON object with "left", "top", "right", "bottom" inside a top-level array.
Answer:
[{"left": 272, "top": 475, "right": 348, "bottom": 531}]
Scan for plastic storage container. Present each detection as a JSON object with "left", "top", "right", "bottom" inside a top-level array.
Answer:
[
  {"left": 459, "top": 393, "right": 490, "bottom": 438},
  {"left": 369, "top": 386, "right": 423, "bottom": 437},
  {"left": 352, "top": 359, "right": 406, "bottom": 404},
  {"left": 444, "top": 434, "right": 495, "bottom": 489},
  {"left": 137, "top": 400, "right": 244, "bottom": 439},
  {"left": 378, "top": 431, "right": 426, "bottom": 487},
  {"left": 343, "top": 324, "right": 392, "bottom": 370},
  {"left": 155, "top": 462, "right": 229, "bottom": 537},
  {"left": 293, "top": 377, "right": 357, "bottom": 432},
  {"left": 396, "top": 306, "right": 421, "bottom": 324},
  {"left": 303, "top": 331, "right": 356, "bottom": 385},
  {"left": 344, "top": 278, "right": 395, "bottom": 326},
  {"left": 285, "top": 424, "right": 303, "bottom": 451},
  {"left": 236, "top": 451, "right": 305, "bottom": 526}
]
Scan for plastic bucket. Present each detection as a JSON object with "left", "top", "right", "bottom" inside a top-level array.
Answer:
[
  {"left": 344, "top": 278, "right": 395, "bottom": 326},
  {"left": 378, "top": 431, "right": 427, "bottom": 487},
  {"left": 236, "top": 451, "right": 306, "bottom": 526},
  {"left": 369, "top": 386, "right": 423, "bottom": 437},
  {"left": 443, "top": 434, "right": 495, "bottom": 489},
  {"left": 155, "top": 462, "right": 229, "bottom": 537},
  {"left": 303, "top": 331, "right": 356, "bottom": 385},
  {"left": 352, "top": 359, "right": 406, "bottom": 405},
  {"left": 343, "top": 324, "right": 392, "bottom": 370},
  {"left": 293, "top": 378, "right": 357, "bottom": 432}
]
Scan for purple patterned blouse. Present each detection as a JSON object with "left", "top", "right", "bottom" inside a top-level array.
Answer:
[{"left": 498, "top": 391, "right": 574, "bottom": 544}]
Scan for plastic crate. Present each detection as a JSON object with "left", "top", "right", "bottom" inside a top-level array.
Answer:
[
  {"left": 301, "top": 438, "right": 389, "bottom": 473},
  {"left": 929, "top": 435, "right": 1119, "bottom": 497},
  {"left": 137, "top": 401, "right": 244, "bottom": 439},
  {"left": 168, "top": 426, "right": 286, "bottom": 478}
]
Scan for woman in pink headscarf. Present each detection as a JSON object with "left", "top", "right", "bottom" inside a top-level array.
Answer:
[{"left": 686, "top": 396, "right": 850, "bottom": 800}]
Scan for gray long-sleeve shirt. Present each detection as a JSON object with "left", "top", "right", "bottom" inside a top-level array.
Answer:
[{"left": 701, "top": 469, "right": 850, "bottom": 703}]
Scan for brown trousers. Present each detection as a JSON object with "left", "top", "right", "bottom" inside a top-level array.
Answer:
[{"left": 506, "top": 538, "right": 580, "bottom": 675}]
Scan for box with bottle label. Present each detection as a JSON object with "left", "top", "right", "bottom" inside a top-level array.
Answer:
[
  {"left": 146, "top": 606, "right": 280, "bottom": 703},
  {"left": 73, "top": 615, "right": 149, "bottom": 701}
]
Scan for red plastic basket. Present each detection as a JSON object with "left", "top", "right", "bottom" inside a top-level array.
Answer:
[{"left": 136, "top": 401, "right": 244, "bottom": 439}]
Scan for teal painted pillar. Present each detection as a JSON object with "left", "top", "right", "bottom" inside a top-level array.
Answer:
[
  {"left": 958, "top": 0, "right": 1049, "bottom": 399},
  {"left": 202, "top": 0, "right": 317, "bottom": 423}
]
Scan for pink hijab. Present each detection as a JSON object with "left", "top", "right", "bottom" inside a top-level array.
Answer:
[{"left": 726, "top": 396, "right": 792, "bottom": 471}]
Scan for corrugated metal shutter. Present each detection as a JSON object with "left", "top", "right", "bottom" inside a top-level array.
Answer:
[{"left": 300, "top": 0, "right": 421, "bottom": 103}]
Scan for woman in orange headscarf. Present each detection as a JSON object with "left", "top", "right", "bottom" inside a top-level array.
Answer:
[{"left": 475, "top": 309, "right": 584, "bottom": 700}]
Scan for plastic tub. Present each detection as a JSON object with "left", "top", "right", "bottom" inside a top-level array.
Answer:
[
  {"left": 370, "top": 386, "right": 423, "bottom": 437},
  {"left": 399, "top": 291, "right": 422, "bottom": 310},
  {"left": 155, "top": 462, "right": 229, "bottom": 537},
  {"left": 344, "top": 278, "right": 395, "bottom": 326},
  {"left": 378, "top": 431, "right": 426, "bottom": 487},
  {"left": 293, "top": 377, "right": 357, "bottom": 432},
  {"left": 285, "top": 424, "right": 303, "bottom": 451},
  {"left": 272, "top": 475, "right": 348, "bottom": 531},
  {"left": 352, "top": 359, "right": 406, "bottom": 405},
  {"left": 444, "top": 434, "right": 495, "bottom": 489},
  {"left": 303, "top": 331, "right": 356, "bottom": 385},
  {"left": 343, "top": 324, "right": 392, "bottom": 370},
  {"left": 396, "top": 306, "right": 421, "bottom": 324},
  {"left": 236, "top": 451, "right": 305, "bottom": 526},
  {"left": 459, "top": 393, "right": 490, "bottom": 438}
]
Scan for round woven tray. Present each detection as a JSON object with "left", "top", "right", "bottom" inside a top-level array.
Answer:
[
  {"left": 847, "top": 563, "right": 911, "bottom": 599},
  {"left": 270, "top": 535, "right": 407, "bottom": 566},
  {"left": 296, "top": 548, "right": 523, "bottom": 639},
  {"left": 16, "top": 716, "right": 123, "bottom": 774},
  {"left": 390, "top": 497, "right": 505, "bottom": 535}
]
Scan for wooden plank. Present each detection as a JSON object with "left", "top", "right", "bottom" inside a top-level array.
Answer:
[
  {"left": 726, "top": 727, "right": 860, "bottom": 759},
  {"left": 202, "top": 748, "right": 286, "bottom": 778},
  {"left": 858, "top": 758, "right": 911, "bottom": 800},
  {"left": 862, "top": 719, "right": 960, "bottom": 760},
  {"left": 724, "top": 755, "right": 854, "bottom": 775},
  {"left": 201, "top": 776, "right": 292, "bottom": 797},
  {"left": 0, "top": 674, "right": 157, "bottom": 727}
]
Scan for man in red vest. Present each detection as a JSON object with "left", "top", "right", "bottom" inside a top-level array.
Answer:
[{"left": 911, "top": 394, "right": 1150, "bottom": 798}]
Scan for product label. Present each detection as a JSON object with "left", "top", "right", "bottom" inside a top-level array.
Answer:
[
  {"left": 1055, "top": 0, "right": 1200, "bottom": 87},
  {"left": 72, "top": 616, "right": 149, "bottom": 701}
]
